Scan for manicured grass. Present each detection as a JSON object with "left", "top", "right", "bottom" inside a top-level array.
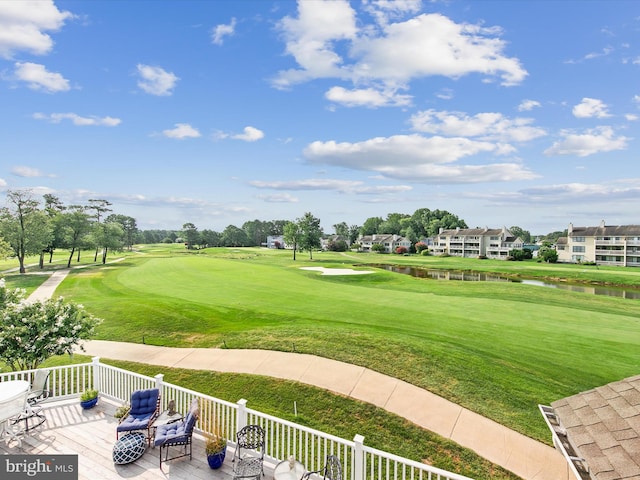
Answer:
[{"left": 54, "top": 245, "right": 640, "bottom": 448}]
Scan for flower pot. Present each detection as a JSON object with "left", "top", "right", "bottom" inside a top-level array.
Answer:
[
  {"left": 206, "top": 449, "right": 226, "bottom": 469},
  {"left": 80, "top": 397, "right": 98, "bottom": 409}
]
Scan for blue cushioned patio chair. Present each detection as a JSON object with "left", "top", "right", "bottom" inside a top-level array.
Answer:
[
  {"left": 154, "top": 398, "right": 199, "bottom": 467},
  {"left": 116, "top": 388, "right": 161, "bottom": 445}
]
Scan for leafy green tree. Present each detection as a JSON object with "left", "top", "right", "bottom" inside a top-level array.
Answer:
[
  {"left": 92, "top": 221, "right": 124, "bottom": 264},
  {"left": 327, "top": 239, "right": 348, "bottom": 252},
  {"left": 42, "top": 193, "right": 66, "bottom": 265},
  {"left": 0, "top": 236, "right": 11, "bottom": 259},
  {"left": 539, "top": 246, "right": 559, "bottom": 263},
  {"left": 333, "top": 222, "right": 349, "bottom": 237},
  {"left": 371, "top": 243, "right": 385, "bottom": 253},
  {"left": 0, "top": 278, "right": 101, "bottom": 371},
  {"left": 86, "top": 199, "right": 112, "bottom": 261},
  {"left": 221, "top": 225, "right": 250, "bottom": 247},
  {"left": 360, "top": 216, "right": 383, "bottom": 236},
  {"left": 0, "top": 190, "right": 52, "bottom": 273},
  {"left": 107, "top": 214, "right": 138, "bottom": 250},
  {"left": 182, "top": 222, "right": 200, "bottom": 249},
  {"left": 509, "top": 226, "right": 532, "bottom": 243},
  {"left": 201, "top": 229, "right": 222, "bottom": 247},
  {"left": 58, "top": 205, "right": 92, "bottom": 268},
  {"left": 298, "top": 212, "right": 322, "bottom": 260},
  {"left": 379, "top": 213, "right": 409, "bottom": 235},
  {"left": 283, "top": 221, "right": 301, "bottom": 260},
  {"left": 348, "top": 224, "right": 360, "bottom": 245}
]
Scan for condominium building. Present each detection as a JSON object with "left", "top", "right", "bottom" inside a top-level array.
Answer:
[
  {"left": 358, "top": 234, "right": 411, "bottom": 253},
  {"left": 556, "top": 221, "right": 640, "bottom": 266},
  {"left": 431, "top": 227, "right": 523, "bottom": 259}
]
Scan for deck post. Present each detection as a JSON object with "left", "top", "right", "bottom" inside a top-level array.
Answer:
[
  {"left": 353, "top": 434, "right": 365, "bottom": 480},
  {"left": 237, "top": 398, "right": 248, "bottom": 432},
  {"left": 91, "top": 356, "right": 101, "bottom": 392}
]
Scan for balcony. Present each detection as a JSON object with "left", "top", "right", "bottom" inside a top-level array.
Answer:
[{"left": 1, "top": 359, "right": 472, "bottom": 480}]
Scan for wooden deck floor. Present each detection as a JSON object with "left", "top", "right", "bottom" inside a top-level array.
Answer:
[{"left": 1, "top": 398, "right": 265, "bottom": 480}]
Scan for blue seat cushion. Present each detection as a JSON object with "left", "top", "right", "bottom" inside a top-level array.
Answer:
[
  {"left": 116, "top": 388, "right": 159, "bottom": 433},
  {"left": 154, "top": 403, "right": 199, "bottom": 447}
]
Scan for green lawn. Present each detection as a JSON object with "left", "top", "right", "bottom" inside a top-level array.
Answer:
[{"left": 48, "top": 245, "right": 640, "bottom": 447}]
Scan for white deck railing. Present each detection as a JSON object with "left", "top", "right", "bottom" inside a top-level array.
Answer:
[{"left": 0, "top": 357, "right": 473, "bottom": 480}]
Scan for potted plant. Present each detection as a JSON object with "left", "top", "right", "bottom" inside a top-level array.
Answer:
[
  {"left": 79, "top": 389, "right": 99, "bottom": 409},
  {"left": 204, "top": 423, "right": 227, "bottom": 469},
  {"left": 113, "top": 403, "right": 130, "bottom": 420}
]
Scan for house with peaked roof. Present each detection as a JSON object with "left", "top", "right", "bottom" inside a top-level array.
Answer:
[
  {"left": 556, "top": 221, "right": 640, "bottom": 267},
  {"left": 358, "top": 234, "right": 411, "bottom": 253},
  {"left": 431, "top": 226, "right": 523, "bottom": 260},
  {"left": 539, "top": 374, "right": 640, "bottom": 480}
]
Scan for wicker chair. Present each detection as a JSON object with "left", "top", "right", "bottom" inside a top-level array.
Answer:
[{"left": 232, "top": 424, "right": 266, "bottom": 479}]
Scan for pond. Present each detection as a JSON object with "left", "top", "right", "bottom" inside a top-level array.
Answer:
[{"left": 370, "top": 264, "right": 640, "bottom": 300}]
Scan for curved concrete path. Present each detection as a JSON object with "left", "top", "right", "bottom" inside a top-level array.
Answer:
[{"left": 24, "top": 268, "right": 569, "bottom": 480}]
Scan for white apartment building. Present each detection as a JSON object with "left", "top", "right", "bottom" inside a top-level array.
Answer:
[
  {"left": 556, "top": 221, "right": 640, "bottom": 266},
  {"left": 358, "top": 234, "right": 411, "bottom": 253},
  {"left": 431, "top": 227, "right": 523, "bottom": 259}
]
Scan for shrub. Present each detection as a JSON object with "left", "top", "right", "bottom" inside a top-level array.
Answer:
[
  {"left": 421, "top": 249, "right": 430, "bottom": 256},
  {"left": 395, "top": 246, "right": 408, "bottom": 254},
  {"left": 415, "top": 242, "right": 428, "bottom": 253},
  {"left": 371, "top": 243, "right": 386, "bottom": 253}
]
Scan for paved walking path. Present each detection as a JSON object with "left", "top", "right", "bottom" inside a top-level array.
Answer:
[{"left": 26, "top": 269, "right": 569, "bottom": 480}]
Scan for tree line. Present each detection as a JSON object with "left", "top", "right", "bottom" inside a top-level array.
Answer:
[{"left": 0, "top": 189, "right": 137, "bottom": 273}]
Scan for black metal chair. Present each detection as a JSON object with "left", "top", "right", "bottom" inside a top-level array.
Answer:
[
  {"left": 154, "top": 398, "right": 199, "bottom": 467},
  {"left": 302, "top": 455, "right": 342, "bottom": 480},
  {"left": 232, "top": 424, "right": 265, "bottom": 479}
]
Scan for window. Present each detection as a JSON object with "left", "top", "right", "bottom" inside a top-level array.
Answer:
[
  {"left": 573, "top": 246, "right": 585, "bottom": 253},
  {"left": 572, "top": 236, "right": 585, "bottom": 242}
]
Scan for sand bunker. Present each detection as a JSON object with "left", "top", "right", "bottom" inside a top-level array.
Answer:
[{"left": 300, "top": 267, "right": 374, "bottom": 276}]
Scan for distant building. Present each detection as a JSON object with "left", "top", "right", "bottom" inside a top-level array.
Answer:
[
  {"left": 431, "top": 227, "right": 523, "bottom": 259},
  {"left": 265, "top": 235, "right": 285, "bottom": 249},
  {"left": 358, "top": 234, "right": 411, "bottom": 253},
  {"left": 556, "top": 220, "right": 640, "bottom": 266}
]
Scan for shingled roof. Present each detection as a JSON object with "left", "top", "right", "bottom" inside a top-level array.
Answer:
[{"left": 544, "top": 374, "right": 640, "bottom": 480}]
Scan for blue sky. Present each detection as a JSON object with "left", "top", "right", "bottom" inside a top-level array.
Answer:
[{"left": 1, "top": 0, "right": 639, "bottom": 235}]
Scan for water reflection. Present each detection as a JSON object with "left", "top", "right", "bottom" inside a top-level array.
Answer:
[{"left": 371, "top": 264, "right": 640, "bottom": 300}]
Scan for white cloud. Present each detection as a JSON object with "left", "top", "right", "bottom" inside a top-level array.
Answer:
[
  {"left": 232, "top": 126, "right": 265, "bottom": 142},
  {"left": 250, "top": 178, "right": 412, "bottom": 195},
  {"left": 250, "top": 179, "right": 363, "bottom": 191},
  {"left": 0, "top": 178, "right": 6, "bottom": 188},
  {"left": 572, "top": 97, "right": 611, "bottom": 118},
  {"left": 544, "top": 126, "right": 628, "bottom": 157},
  {"left": 626, "top": 113, "right": 638, "bottom": 121},
  {"left": 274, "top": 6, "right": 527, "bottom": 94},
  {"left": 11, "top": 166, "right": 55, "bottom": 178},
  {"left": 32, "top": 112, "right": 121, "bottom": 126},
  {"left": 303, "top": 134, "right": 536, "bottom": 183},
  {"left": 275, "top": 0, "right": 358, "bottom": 87},
  {"left": 14, "top": 62, "right": 70, "bottom": 93},
  {"left": 410, "top": 109, "right": 546, "bottom": 143},
  {"left": 162, "top": 123, "right": 201, "bottom": 139},
  {"left": 212, "top": 17, "right": 236, "bottom": 45},
  {"left": 136, "top": 64, "right": 179, "bottom": 96},
  {"left": 256, "top": 193, "right": 299, "bottom": 203},
  {"left": 518, "top": 99, "right": 541, "bottom": 111},
  {"left": 0, "top": 0, "right": 73, "bottom": 59},
  {"left": 363, "top": 0, "right": 422, "bottom": 26},
  {"left": 325, "top": 86, "right": 412, "bottom": 107}
]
